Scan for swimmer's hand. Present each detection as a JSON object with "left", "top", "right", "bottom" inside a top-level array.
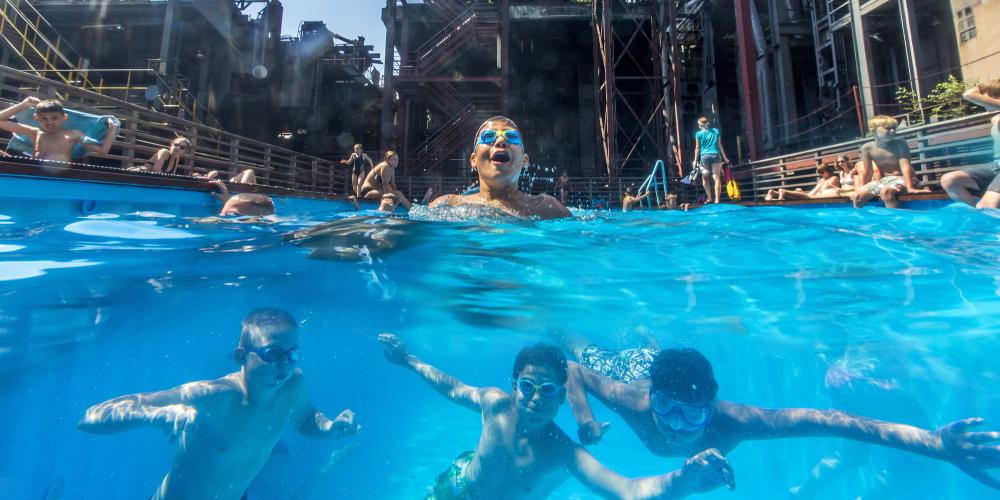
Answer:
[
  {"left": 577, "top": 419, "right": 610, "bottom": 445},
  {"left": 676, "top": 448, "right": 735, "bottom": 495},
  {"left": 937, "top": 418, "right": 1000, "bottom": 490},
  {"left": 157, "top": 404, "right": 197, "bottom": 440},
  {"left": 331, "top": 409, "right": 361, "bottom": 436},
  {"left": 378, "top": 333, "right": 413, "bottom": 366},
  {"left": 22, "top": 96, "right": 40, "bottom": 107}
]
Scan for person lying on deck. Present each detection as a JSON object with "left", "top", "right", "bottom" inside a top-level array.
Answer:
[
  {"left": 940, "top": 78, "right": 1000, "bottom": 210},
  {"left": 549, "top": 334, "right": 1000, "bottom": 492},
  {"left": 430, "top": 116, "right": 571, "bottom": 219},
  {"left": 0, "top": 97, "right": 118, "bottom": 163},
  {"left": 135, "top": 137, "right": 191, "bottom": 174},
  {"left": 377, "top": 334, "right": 735, "bottom": 499},
  {"left": 764, "top": 164, "right": 841, "bottom": 201},
  {"left": 78, "top": 309, "right": 360, "bottom": 500}
]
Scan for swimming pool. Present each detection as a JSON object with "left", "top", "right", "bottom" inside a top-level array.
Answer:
[{"left": 1, "top": 186, "right": 998, "bottom": 499}]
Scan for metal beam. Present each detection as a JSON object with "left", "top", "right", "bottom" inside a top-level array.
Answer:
[
  {"left": 850, "top": 0, "right": 875, "bottom": 120},
  {"left": 735, "top": 0, "right": 763, "bottom": 160},
  {"left": 381, "top": 0, "right": 397, "bottom": 152}
]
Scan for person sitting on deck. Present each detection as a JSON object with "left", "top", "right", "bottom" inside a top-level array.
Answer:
[
  {"left": 208, "top": 179, "right": 275, "bottom": 217},
  {"left": 940, "top": 79, "right": 1000, "bottom": 209},
  {"left": 136, "top": 137, "right": 191, "bottom": 174},
  {"left": 834, "top": 154, "right": 856, "bottom": 194},
  {"left": 360, "top": 151, "right": 412, "bottom": 210},
  {"left": 78, "top": 309, "right": 360, "bottom": 500},
  {"left": 0, "top": 97, "right": 118, "bottom": 163},
  {"left": 764, "top": 164, "right": 841, "bottom": 201},
  {"left": 377, "top": 334, "right": 735, "bottom": 499},
  {"left": 430, "top": 116, "right": 571, "bottom": 219},
  {"left": 547, "top": 333, "right": 1000, "bottom": 492},
  {"left": 851, "top": 115, "right": 929, "bottom": 209}
]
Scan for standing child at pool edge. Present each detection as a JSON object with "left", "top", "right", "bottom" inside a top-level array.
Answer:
[
  {"left": 852, "top": 115, "right": 929, "bottom": 209},
  {"left": 940, "top": 79, "right": 1000, "bottom": 209},
  {"left": 78, "top": 309, "right": 360, "bottom": 500},
  {"left": 430, "top": 116, "right": 571, "bottom": 219},
  {"left": 0, "top": 97, "right": 118, "bottom": 162},
  {"left": 693, "top": 117, "right": 731, "bottom": 204},
  {"left": 341, "top": 143, "right": 374, "bottom": 198}
]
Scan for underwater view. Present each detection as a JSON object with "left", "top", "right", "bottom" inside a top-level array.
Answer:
[{"left": 1, "top": 199, "right": 998, "bottom": 499}]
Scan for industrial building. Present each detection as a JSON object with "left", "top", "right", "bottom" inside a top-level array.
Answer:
[
  {"left": 0, "top": 0, "right": 381, "bottom": 161},
  {"left": 382, "top": 0, "right": 999, "bottom": 181}
]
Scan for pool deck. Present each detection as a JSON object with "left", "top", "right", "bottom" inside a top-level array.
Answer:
[
  {"left": 739, "top": 192, "right": 950, "bottom": 208},
  {"left": 0, "top": 156, "right": 354, "bottom": 203}
]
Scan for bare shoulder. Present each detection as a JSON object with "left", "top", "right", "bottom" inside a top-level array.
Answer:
[
  {"left": 479, "top": 387, "right": 512, "bottom": 412},
  {"left": 529, "top": 194, "right": 571, "bottom": 219},
  {"left": 429, "top": 193, "right": 461, "bottom": 208}
]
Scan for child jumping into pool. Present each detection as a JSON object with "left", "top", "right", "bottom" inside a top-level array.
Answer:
[
  {"left": 430, "top": 116, "right": 571, "bottom": 219},
  {"left": 78, "top": 309, "right": 360, "bottom": 500},
  {"left": 551, "top": 336, "right": 1000, "bottom": 492},
  {"left": 340, "top": 143, "right": 373, "bottom": 198},
  {"left": 360, "top": 151, "right": 412, "bottom": 210},
  {"left": 940, "top": 79, "right": 1000, "bottom": 209},
  {"left": 0, "top": 96, "right": 118, "bottom": 162},
  {"left": 851, "top": 115, "right": 929, "bottom": 209},
  {"left": 377, "top": 333, "right": 734, "bottom": 499},
  {"left": 208, "top": 179, "right": 275, "bottom": 217}
]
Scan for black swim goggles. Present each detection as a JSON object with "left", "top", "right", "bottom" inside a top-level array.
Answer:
[
  {"left": 243, "top": 344, "right": 300, "bottom": 364},
  {"left": 515, "top": 378, "right": 564, "bottom": 398}
]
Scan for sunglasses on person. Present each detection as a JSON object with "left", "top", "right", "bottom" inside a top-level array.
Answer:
[
  {"left": 477, "top": 129, "right": 523, "bottom": 146},
  {"left": 650, "top": 392, "right": 712, "bottom": 430},
  {"left": 242, "top": 344, "right": 300, "bottom": 364},
  {"left": 515, "top": 378, "right": 564, "bottom": 398}
]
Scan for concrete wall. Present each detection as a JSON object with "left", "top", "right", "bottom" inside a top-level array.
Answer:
[{"left": 951, "top": 0, "right": 1000, "bottom": 82}]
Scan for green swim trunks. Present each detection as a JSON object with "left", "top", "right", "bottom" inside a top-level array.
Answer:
[{"left": 428, "top": 451, "right": 476, "bottom": 499}]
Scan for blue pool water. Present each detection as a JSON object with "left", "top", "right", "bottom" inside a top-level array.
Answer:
[{"left": 1, "top": 193, "right": 999, "bottom": 499}]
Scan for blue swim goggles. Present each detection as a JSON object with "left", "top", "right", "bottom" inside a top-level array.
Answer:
[
  {"left": 477, "top": 129, "right": 523, "bottom": 146},
  {"left": 242, "top": 344, "right": 300, "bottom": 364},
  {"left": 650, "top": 392, "right": 712, "bottom": 430},
  {"left": 515, "top": 378, "right": 564, "bottom": 398}
]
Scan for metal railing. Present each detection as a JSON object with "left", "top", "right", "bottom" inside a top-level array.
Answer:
[
  {"left": 733, "top": 112, "right": 995, "bottom": 201},
  {"left": 0, "top": 65, "right": 352, "bottom": 194},
  {"left": 0, "top": 0, "right": 100, "bottom": 87},
  {"left": 636, "top": 159, "right": 669, "bottom": 209}
]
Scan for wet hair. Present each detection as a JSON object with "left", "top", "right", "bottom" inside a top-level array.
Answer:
[
  {"left": 384, "top": 150, "right": 398, "bottom": 162},
  {"left": 979, "top": 79, "right": 1000, "bottom": 99},
  {"left": 35, "top": 99, "right": 64, "bottom": 115},
  {"left": 697, "top": 117, "right": 710, "bottom": 128},
  {"left": 649, "top": 348, "right": 718, "bottom": 404},
  {"left": 238, "top": 308, "right": 297, "bottom": 348},
  {"left": 868, "top": 115, "right": 898, "bottom": 132},
  {"left": 817, "top": 164, "right": 834, "bottom": 176},
  {"left": 512, "top": 343, "right": 568, "bottom": 385},
  {"left": 232, "top": 193, "right": 275, "bottom": 214}
]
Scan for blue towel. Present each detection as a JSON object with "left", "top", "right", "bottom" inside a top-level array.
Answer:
[{"left": 7, "top": 107, "right": 120, "bottom": 159}]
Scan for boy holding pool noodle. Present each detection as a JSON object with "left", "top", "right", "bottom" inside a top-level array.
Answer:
[{"left": 0, "top": 96, "right": 118, "bottom": 162}]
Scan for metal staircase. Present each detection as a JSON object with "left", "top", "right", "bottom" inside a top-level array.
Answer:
[{"left": 0, "top": 0, "right": 218, "bottom": 126}]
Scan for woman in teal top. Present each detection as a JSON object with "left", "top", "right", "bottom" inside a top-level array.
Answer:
[{"left": 693, "top": 116, "right": 731, "bottom": 203}]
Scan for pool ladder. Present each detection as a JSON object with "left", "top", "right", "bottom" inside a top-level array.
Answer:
[{"left": 636, "top": 160, "right": 669, "bottom": 210}]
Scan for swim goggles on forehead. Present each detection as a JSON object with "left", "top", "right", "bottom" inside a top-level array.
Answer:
[
  {"left": 242, "top": 344, "right": 300, "bottom": 364},
  {"left": 650, "top": 392, "right": 712, "bottom": 430},
  {"left": 477, "top": 129, "right": 523, "bottom": 146},
  {"left": 515, "top": 378, "right": 564, "bottom": 398}
]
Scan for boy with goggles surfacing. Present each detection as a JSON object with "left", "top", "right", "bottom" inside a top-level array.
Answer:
[
  {"left": 563, "top": 347, "right": 1000, "bottom": 492},
  {"left": 378, "top": 333, "right": 735, "bottom": 499},
  {"left": 429, "top": 116, "right": 572, "bottom": 219},
  {"left": 78, "top": 309, "right": 360, "bottom": 500}
]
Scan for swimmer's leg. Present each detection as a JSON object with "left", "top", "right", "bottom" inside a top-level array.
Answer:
[{"left": 880, "top": 187, "right": 900, "bottom": 209}]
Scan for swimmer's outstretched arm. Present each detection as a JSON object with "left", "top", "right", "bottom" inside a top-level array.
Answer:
[
  {"left": 378, "top": 333, "right": 494, "bottom": 412},
  {"left": 208, "top": 179, "right": 231, "bottom": 203},
  {"left": 569, "top": 445, "right": 734, "bottom": 499},
  {"left": 725, "top": 403, "right": 1000, "bottom": 489},
  {"left": 78, "top": 381, "right": 215, "bottom": 436},
  {"left": 295, "top": 400, "right": 361, "bottom": 438},
  {"left": 566, "top": 362, "right": 647, "bottom": 444}
]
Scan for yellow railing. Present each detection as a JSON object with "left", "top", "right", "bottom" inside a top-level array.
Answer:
[{"left": 0, "top": 0, "right": 98, "bottom": 88}]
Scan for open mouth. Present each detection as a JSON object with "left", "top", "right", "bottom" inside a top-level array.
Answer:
[{"left": 490, "top": 150, "right": 511, "bottom": 163}]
